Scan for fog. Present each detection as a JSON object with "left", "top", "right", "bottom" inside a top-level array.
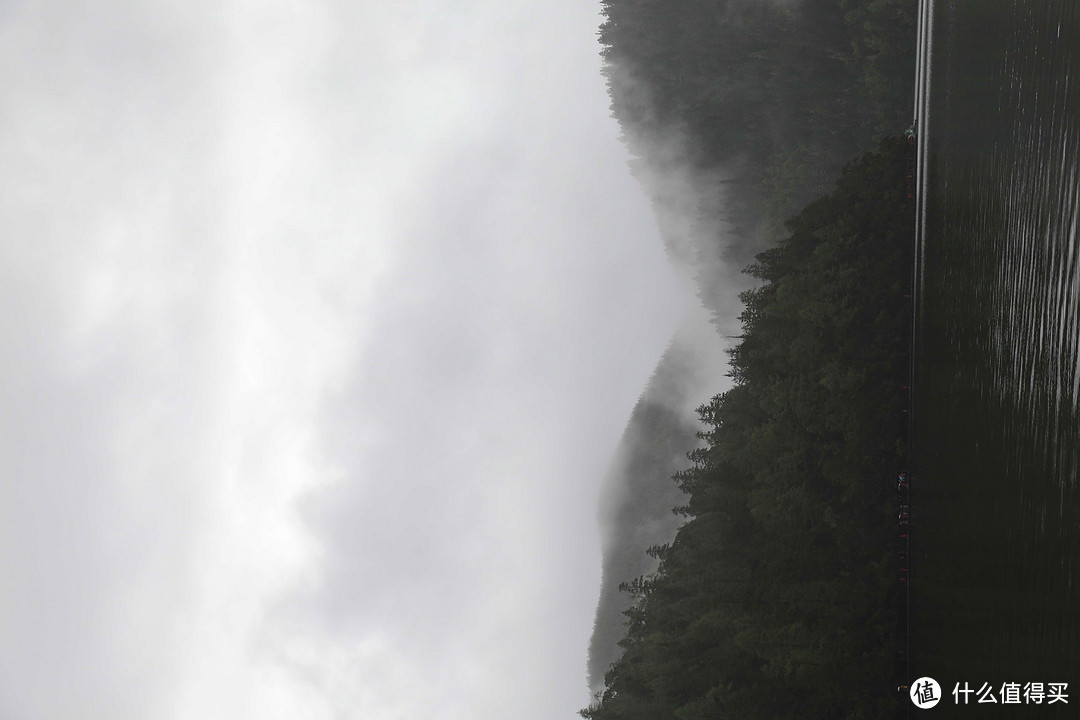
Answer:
[
  {"left": 585, "top": 59, "right": 762, "bottom": 692},
  {"left": 0, "top": 2, "right": 707, "bottom": 719},
  {"left": 588, "top": 303, "right": 732, "bottom": 693}
]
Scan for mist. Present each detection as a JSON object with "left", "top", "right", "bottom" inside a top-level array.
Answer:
[
  {"left": 585, "top": 59, "right": 760, "bottom": 694},
  {"left": 0, "top": 2, "right": 701, "bottom": 719},
  {"left": 588, "top": 304, "right": 732, "bottom": 693},
  {"left": 584, "top": 0, "right": 918, "bottom": 709}
]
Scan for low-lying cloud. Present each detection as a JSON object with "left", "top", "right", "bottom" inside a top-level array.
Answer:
[{"left": 0, "top": 2, "right": 700, "bottom": 718}]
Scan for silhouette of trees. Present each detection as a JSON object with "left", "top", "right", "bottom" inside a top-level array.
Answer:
[
  {"left": 598, "top": 0, "right": 916, "bottom": 270},
  {"left": 582, "top": 137, "right": 913, "bottom": 720}
]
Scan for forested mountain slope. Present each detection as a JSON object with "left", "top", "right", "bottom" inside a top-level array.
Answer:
[
  {"left": 600, "top": 0, "right": 915, "bottom": 300},
  {"left": 586, "top": 2, "right": 916, "bottom": 712},
  {"left": 584, "top": 137, "right": 913, "bottom": 720},
  {"left": 589, "top": 312, "right": 727, "bottom": 692}
]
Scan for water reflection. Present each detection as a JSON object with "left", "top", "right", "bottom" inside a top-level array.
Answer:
[{"left": 911, "top": 0, "right": 1080, "bottom": 715}]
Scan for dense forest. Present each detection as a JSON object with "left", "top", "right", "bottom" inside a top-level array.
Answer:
[
  {"left": 599, "top": 0, "right": 915, "bottom": 306},
  {"left": 589, "top": 314, "right": 726, "bottom": 692},
  {"left": 585, "top": 0, "right": 918, "bottom": 715},
  {"left": 583, "top": 136, "right": 913, "bottom": 720}
]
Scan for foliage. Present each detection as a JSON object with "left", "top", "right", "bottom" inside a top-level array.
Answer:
[
  {"left": 582, "top": 137, "right": 913, "bottom": 720},
  {"left": 598, "top": 0, "right": 916, "bottom": 269}
]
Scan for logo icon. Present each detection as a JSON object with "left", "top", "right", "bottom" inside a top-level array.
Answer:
[{"left": 911, "top": 677, "right": 942, "bottom": 709}]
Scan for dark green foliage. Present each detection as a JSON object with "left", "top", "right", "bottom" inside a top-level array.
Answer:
[
  {"left": 598, "top": 0, "right": 916, "bottom": 271},
  {"left": 589, "top": 399, "right": 699, "bottom": 689},
  {"left": 589, "top": 327, "right": 724, "bottom": 691},
  {"left": 582, "top": 138, "right": 913, "bottom": 720},
  {"left": 587, "top": 3, "right": 917, "bottom": 713}
]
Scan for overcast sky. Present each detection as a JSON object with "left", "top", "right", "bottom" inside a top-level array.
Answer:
[{"left": 0, "top": 2, "right": 701, "bottom": 718}]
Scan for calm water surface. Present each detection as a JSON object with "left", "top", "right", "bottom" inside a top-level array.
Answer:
[{"left": 911, "top": 0, "right": 1080, "bottom": 715}]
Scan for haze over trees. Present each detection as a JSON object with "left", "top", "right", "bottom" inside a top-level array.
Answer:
[
  {"left": 585, "top": 136, "right": 913, "bottom": 720},
  {"left": 588, "top": 315, "right": 725, "bottom": 691},
  {"left": 586, "top": 0, "right": 917, "bottom": 716},
  {"left": 599, "top": 0, "right": 915, "bottom": 296}
]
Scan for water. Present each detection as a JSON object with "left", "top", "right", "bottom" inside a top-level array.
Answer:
[{"left": 910, "top": 0, "right": 1080, "bottom": 715}]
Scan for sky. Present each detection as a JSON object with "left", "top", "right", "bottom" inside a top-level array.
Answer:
[{"left": 0, "top": 1, "right": 700, "bottom": 718}]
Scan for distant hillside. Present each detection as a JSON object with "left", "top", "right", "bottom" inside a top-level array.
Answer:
[
  {"left": 583, "top": 137, "right": 913, "bottom": 720},
  {"left": 599, "top": 0, "right": 915, "bottom": 303},
  {"left": 586, "top": 0, "right": 916, "bottom": 709},
  {"left": 589, "top": 310, "right": 728, "bottom": 693}
]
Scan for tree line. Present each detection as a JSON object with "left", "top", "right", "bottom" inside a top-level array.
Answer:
[
  {"left": 582, "top": 136, "right": 914, "bottom": 720},
  {"left": 599, "top": 0, "right": 915, "bottom": 278}
]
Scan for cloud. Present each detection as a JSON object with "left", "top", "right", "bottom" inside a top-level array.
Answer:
[{"left": 0, "top": 1, "right": 698, "bottom": 718}]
